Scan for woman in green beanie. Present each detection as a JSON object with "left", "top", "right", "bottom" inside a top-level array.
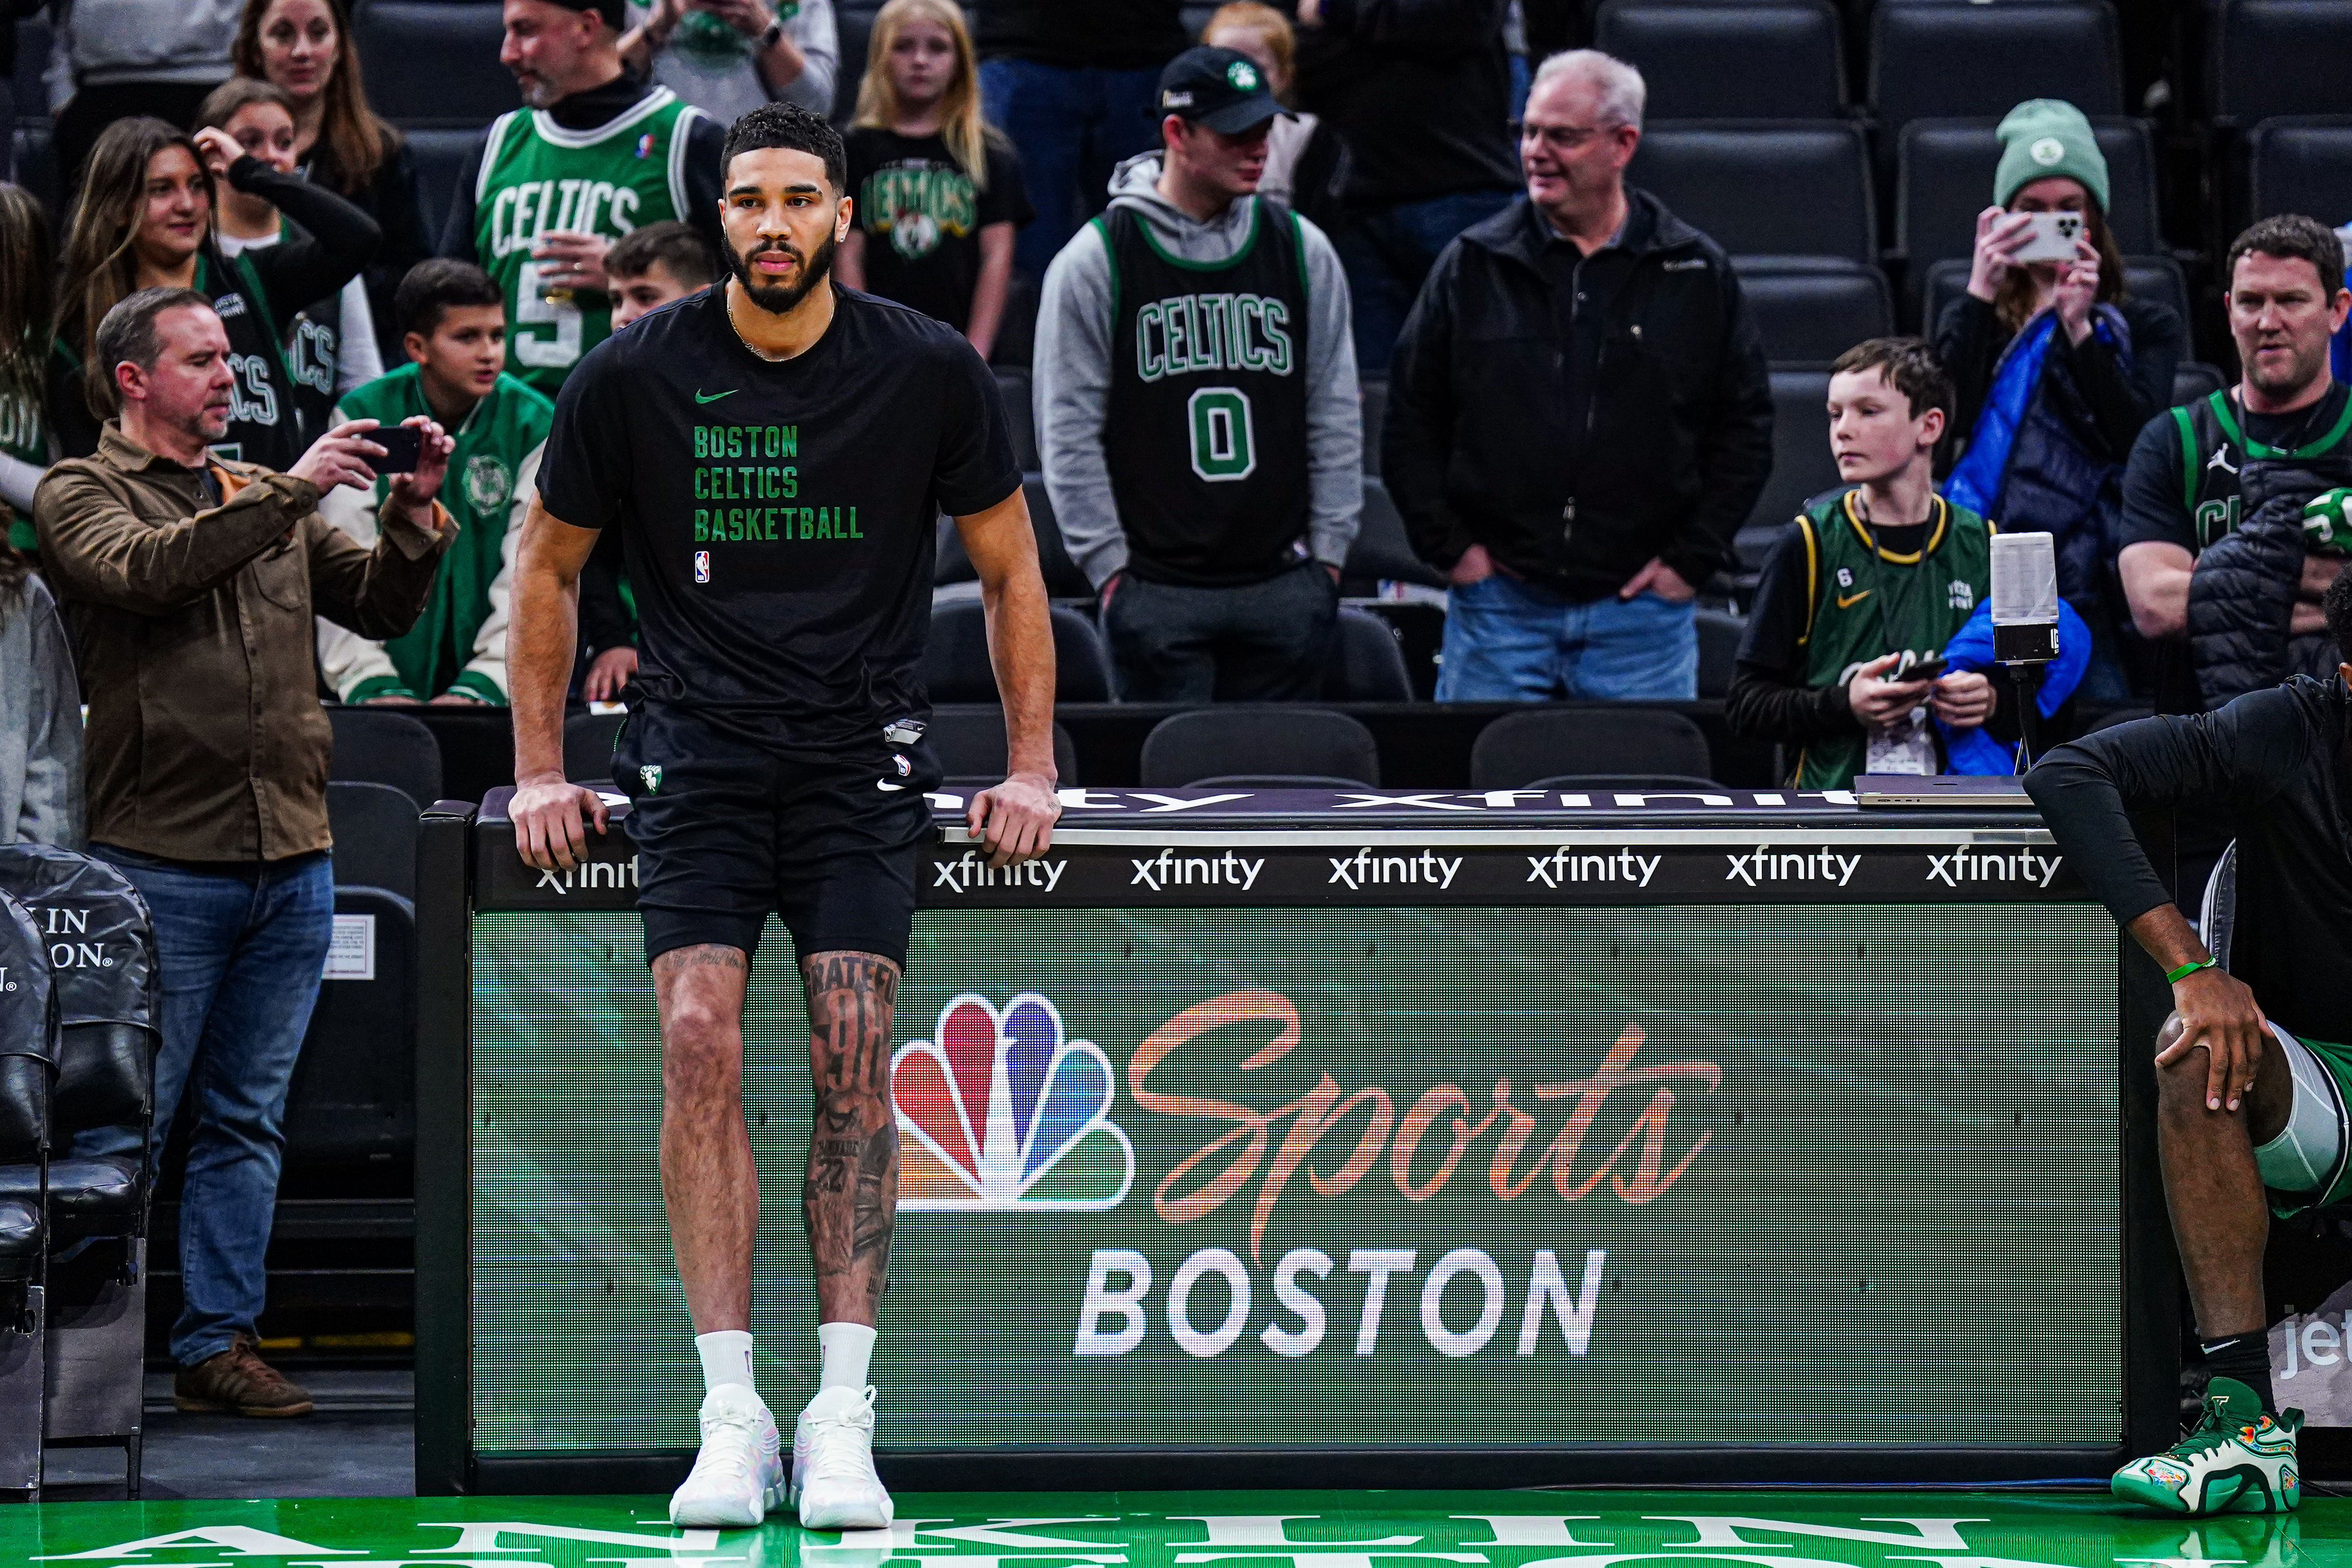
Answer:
[{"left": 1935, "top": 97, "right": 2183, "bottom": 702}]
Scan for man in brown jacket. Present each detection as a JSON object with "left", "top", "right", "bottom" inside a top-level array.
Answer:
[{"left": 35, "top": 285, "right": 455, "bottom": 1418}]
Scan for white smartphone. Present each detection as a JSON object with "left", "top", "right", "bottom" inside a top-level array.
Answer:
[{"left": 2010, "top": 210, "right": 2088, "bottom": 263}]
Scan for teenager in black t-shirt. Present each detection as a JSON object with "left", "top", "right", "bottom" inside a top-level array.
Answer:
[
  {"left": 835, "top": 0, "right": 1032, "bottom": 357},
  {"left": 506, "top": 101, "right": 1060, "bottom": 1535}
]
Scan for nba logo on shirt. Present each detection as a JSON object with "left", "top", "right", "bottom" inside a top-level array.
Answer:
[
  {"left": 694, "top": 551, "right": 710, "bottom": 583},
  {"left": 636, "top": 132, "right": 655, "bottom": 159}
]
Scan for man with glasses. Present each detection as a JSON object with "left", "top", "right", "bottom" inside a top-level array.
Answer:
[{"left": 1384, "top": 48, "right": 1773, "bottom": 702}]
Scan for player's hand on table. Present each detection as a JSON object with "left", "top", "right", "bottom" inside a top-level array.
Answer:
[
  {"left": 1928, "top": 670, "right": 1994, "bottom": 728},
  {"left": 968, "top": 770, "right": 1060, "bottom": 869},
  {"left": 512, "top": 771, "right": 609, "bottom": 872},
  {"left": 2159, "top": 964, "right": 2272, "bottom": 1114},
  {"left": 1846, "top": 652, "right": 1932, "bottom": 726},
  {"left": 532, "top": 231, "right": 613, "bottom": 294}
]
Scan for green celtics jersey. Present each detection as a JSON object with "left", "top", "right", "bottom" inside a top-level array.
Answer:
[
  {"left": 1791, "top": 488, "right": 1995, "bottom": 790},
  {"left": 2172, "top": 387, "right": 2352, "bottom": 550},
  {"left": 321, "top": 365, "right": 553, "bottom": 702},
  {"left": 0, "top": 363, "right": 44, "bottom": 555},
  {"left": 472, "top": 87, "right": 707, "bottom": 398}
]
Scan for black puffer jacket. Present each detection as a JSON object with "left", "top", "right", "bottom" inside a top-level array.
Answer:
[{"left": 2188, "top": 456, "right": 2352, "bottom": 710}]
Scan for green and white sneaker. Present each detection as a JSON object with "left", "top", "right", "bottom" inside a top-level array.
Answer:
[{"left": 2113, "top": 1378, "right": 2302, "bottom": 1515}]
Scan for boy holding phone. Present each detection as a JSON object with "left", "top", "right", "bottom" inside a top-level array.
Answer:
[
  {"left": 1728, "top": 337, "right": 2005, "bottom": 787},
  {"left": 319, "top": 261, "right": 556, "bottom": 706}
]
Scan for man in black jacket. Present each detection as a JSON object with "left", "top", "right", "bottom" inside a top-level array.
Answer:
[{"left": 1384, "top": 49, "right": 1772, "bottom": 702}]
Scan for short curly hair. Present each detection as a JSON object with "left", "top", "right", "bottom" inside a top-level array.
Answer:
[
  {"left": 1828, "top": 335, "right": 1954, "bottom": 428},
  {"left": 720, "top": 101, "right": 846, "bottom": 194}
]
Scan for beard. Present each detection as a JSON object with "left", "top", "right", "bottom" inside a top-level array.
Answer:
[
  {"left": 2244, "top": 335, "right": 2327, "bottom": 400},
  {"left": 728, "top": 229, "right": 838, "bottom": 316}
]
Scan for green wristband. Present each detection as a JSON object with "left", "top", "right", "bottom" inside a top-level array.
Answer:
[{"left": 2165, "top": 957, "right": 2219, "bottom": 984}]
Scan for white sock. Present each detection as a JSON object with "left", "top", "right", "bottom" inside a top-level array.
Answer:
[
  {"left": 817, "top": 1321, "right": 876, "bottom": 1390},
  {"left": 695, "top": 1329, "right": 756, "bottom": 1395}
]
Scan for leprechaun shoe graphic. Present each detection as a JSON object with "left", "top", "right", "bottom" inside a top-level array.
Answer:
[{"left": 2113, "top": 1378, "right": 2301, "bottom": 1515}]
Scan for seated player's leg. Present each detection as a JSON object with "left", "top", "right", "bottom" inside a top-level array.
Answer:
[
  {"left": 659, "top": 944, "right": 789, "bottom": 1527},
  {"left": 792, "top": 949, "right": 901, "bottom": 1529},
  {"left": 2115, "top": 1013, "right": 2345, "bottom": 1515}
]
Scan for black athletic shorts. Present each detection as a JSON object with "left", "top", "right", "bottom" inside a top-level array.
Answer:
[{"left": 612, "top": 703, "right": 942, "bottom": 969}]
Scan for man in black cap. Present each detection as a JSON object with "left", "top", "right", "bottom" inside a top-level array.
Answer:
[{"left": 1035, "top": 44, "right": 1363, "bottom": 702}]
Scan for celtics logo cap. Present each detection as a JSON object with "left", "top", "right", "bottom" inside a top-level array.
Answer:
[{"left": 1156, "top": 45, "right": 1288, "bottom": 135}]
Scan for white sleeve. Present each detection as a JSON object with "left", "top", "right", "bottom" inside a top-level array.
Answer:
[
  {"left": 313, "top": 430, "right": 406, "bottom": 699},
  {"left": 0, "top": 451, "right": 46, "bottom": 515},
  {"left": 336, "top": 280, "right": 385, "bottom": 395},
  {"left": 458, "top": 441, "right": 540, "bottom": 703}
]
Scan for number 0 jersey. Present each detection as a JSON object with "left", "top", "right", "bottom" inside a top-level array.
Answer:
[
  {"left": 1099, "top": 196, "right": 1311, "bottom": 587},
  {"left": 473, "top": 86, "right": 707, "bottom": 398}
]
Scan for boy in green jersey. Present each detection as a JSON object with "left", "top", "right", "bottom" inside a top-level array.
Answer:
[
  {"left": 1730, "top": 337, "right": 2004, "bottom": 787},
  {"left": 319, "top": 261, "right": 552, "bottom": 704}
]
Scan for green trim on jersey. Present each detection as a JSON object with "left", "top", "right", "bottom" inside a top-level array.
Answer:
[
  {"left": 1133, "top": 196, "right": 1263, "bottom": 272},
  {"left": 1791, "top": 488, "right": 1995, "bottom": 791},
  {"left": 472, "top": 88, "right": 705, "bottom": 398},
  {"left": 2269, "top": 1032, "right": 2352, "bottom": 1221},
  {"left": 2172, "top": 388, "right": 2352, "bottom": 549}
]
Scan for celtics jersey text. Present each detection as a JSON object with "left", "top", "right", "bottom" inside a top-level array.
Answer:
[
  {"left": 0, "top": 367, "right": 42, "bottom": 553},
  {"left": 1791, "top": 488, "right": 1995, "bottom": 790},
  {"left": 473, "top": 88, "right": 706, "bottom": 398},
  {"left": 1099, "top": 198, "right": 1311, "bottom": 587},
  {"left": 2172, "top": 388, "right": 2352, "bottom": 550}
]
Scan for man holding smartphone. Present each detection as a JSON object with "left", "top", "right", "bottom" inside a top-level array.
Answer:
[{"left": 34, "top": 285, "right": 454, "bottom": 1419}]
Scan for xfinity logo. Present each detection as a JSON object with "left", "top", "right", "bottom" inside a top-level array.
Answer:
[
  {"left": 534, "top": 858, "right": 640, "bottom": 894},
  {"left": 1130, "top": 849, "right": 1264, "bottom": 892},
  {"left": 1927, "top": 848, "right": 2063, "bottom": 888},
  {"left": 1525, "top": 847, "right": 1662, "bottom": 889},
  {"left": 1327, "top": 848, "right": 1463, "bottom": 890},
  {"left": 932, "top": 850, "right": 1067, "bottom": 893},
  {"left": 1724, "top": 847, "right": 1862, "bottom": 887}
]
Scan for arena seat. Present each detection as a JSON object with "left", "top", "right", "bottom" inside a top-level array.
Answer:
[
  {"left": 1895, "top": 116, "right": 2159, "bottom": 274},
  {"left": 0, "top": 891, "right": 52, "bottom": 1494},
  {"left": 1140, "top": 708, "right": 1380, "bottom": 789},
  {"left": 1626, "top": 121, "right": 1875, "bottom": 265},
  {"left": 834, "top": 0, "right": 883, "bottom": 125},
  {"left": 327, "top": 706, "right": 444, "bottom": 810},
  {"left": 1324, "top": 607, "right": 1414, "bottom": 702},
  {"left": 1743, "top": 370, "right": 1838, "bottom": 536},
  {"left": 1469, "top": 707, "right": 1714, "bottom": 787},
  {"left": 1736, "top": 258, "right": 1893, "bottom": 369},
  {"left": 1021, "top": 476, "right": 1098, "bottom": 597},
  {"left": 1359, "top": 376, "right": 1386, "bottom": 475},
  {"left": 283, "top": 882, "right": 416, "bottom": 1170},
  {"left": 921, "top": 599, "right": 1113, "bottom": 704},
  {"left": 1523, "top": 772, "right": 1728, "bottom": 794},
  {"left": 994, "top": 369, "right": 1039, "bottom": 469},
  {"left": 328, "top": 781, "right": 421, "bottom": 902},
  {"left": 401, "top": 126, "right": 485, "bottom": 254},
  {"left": 10, "top": 123, "right": 56, "bottom": 222},
  {"left": 925, "top": 706, "right": 1081, "bottom": 787},
  {"left": 1915, "top": 255, "right": 2187, "bottom": 343},
  {"left": 562, "top": 710, "right": 624, "bottom": 784},
  {"left": 1869, "top": 3, "right": 2124, "bottom": 171},
  {"left": 1695, "top": 606, "right": 1746, "bottom": 700},
  {"left": 2249, "top": 116, "right": 2352, "bottom": 221},
  {"left": 12, "top": 13, "right": 46, "bottom": 121},
  {"left": 356, "top": 1, "right": 516, "bottom": 124},
  {"left": 2212, "top": 0, "right": 2352, "bottom": 127},
  {"left": 2172, "top": 361, "right": 2228, "bottom": 406},
  {"left": 1345, "top": 477, "right": 1445, "bottom": 589},
  {"left": 1594, "top": 0, "right": 1845, "bottom": 120}
]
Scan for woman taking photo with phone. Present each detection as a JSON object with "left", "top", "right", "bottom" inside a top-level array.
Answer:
[{"left": 1934, "top": 98, "right": 2183, "bottom": 701}]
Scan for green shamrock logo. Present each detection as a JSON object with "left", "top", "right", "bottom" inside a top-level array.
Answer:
[{"left": 1227, "top": 59, "right": 1259, "bottom": 92}]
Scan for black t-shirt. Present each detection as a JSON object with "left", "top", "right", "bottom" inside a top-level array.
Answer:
[
  {"left": 2120, "top": 381, "right": 2352, "bottom": 555},
  {"left": 844, "top": 129, "right": 1032, "bottom": 333},
  {"left": 538, "top": 284, "right": 1021, "bottom": 749}
]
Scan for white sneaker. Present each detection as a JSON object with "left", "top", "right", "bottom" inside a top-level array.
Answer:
[
  {"left": 669, "top": 1385, "right": 786, "bottom": 1528},
  {"left": 792, "top": 1384, "right": 894, "bottom": 1529}
]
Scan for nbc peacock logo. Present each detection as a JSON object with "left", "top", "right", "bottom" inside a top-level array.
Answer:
[{"left": 893, "top": 993, "right": 1136, "bottom": 1210}]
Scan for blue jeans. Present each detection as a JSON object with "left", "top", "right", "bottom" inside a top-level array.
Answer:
[
  {"left": 1336, "top": 186, "right": 1517, "bottom": 372},
  {"left": 981, "top": 57, "right": 1164, "bottom": 282},
  {"left": 78, "top": 846, "right": 333, "bottom": 1366},
  {"left": 1437, "top": 574, "right": 1699, "bottom": 701}
]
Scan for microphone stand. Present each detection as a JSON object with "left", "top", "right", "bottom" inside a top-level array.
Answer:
[{"left": 1992, "top": 620, "right": 2058, "bottom": 773}]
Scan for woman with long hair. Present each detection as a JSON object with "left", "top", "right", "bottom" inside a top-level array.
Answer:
[
  {"left": 235, "top": 0, "right": 427, "bottom": 362},
  {"left": 0, "top": 186, "right": 54, "bottom": 562},
  {"left": 836, "top": 0, "right": 1028, "bottom": 360},
  {"left": 49, "top": 113, "right": 381, "bottom": 467},
  {"left": 1935, "top": 99, "right": 2184, "bottom": 701}
]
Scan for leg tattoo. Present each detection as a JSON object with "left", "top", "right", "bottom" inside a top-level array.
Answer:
[{"left": 802, "top": 952, "right": 900, "bottom": 1319}]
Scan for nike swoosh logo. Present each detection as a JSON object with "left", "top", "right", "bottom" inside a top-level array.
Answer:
[
  {"left": 694, "top": 389, "right": 738, "bottom": 404},
  {"left": 1836, "top": 590, "right": 1871, "bottom": 609}
]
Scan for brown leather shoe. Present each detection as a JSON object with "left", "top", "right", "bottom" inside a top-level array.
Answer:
[{"left": 173, "top": 1336, "right": 314, "bottom": 1417}]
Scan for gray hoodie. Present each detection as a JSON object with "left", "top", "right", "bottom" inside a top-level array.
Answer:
[
  {"left": 1035, "top": 151, "right": 1362, "bottom": 589},
  {"left": 0, "top": 574, "right": 82, "bottom": 849},
  {"left": 50, "top": 0, "right": 241, "bottom": 93}
]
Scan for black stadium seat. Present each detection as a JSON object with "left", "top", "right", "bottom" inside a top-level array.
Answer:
[
  {"left": 402, "top": 127, "right": 485, "bottom": 254},
  {"left": 1344, "top": 477, "right": 1444, "bottom": 588},
  {"left": 994, "top": 369, "right": 1039, "bottom": 469},
  {"left": 1869, "top": 3, "right": 2124, "bottom": 163},
  {"left": 328, "top": 781, "right": 422, "bottom": 902},
  {"left": 2249, "top": 117, "right": 2352, "bottom": 222},
  {"left": 921, "top": 600, "right": 1112, "bottom": 704},
  {"left": 2213, "top": 0, "right": 2352, "bottom": 128},
  {"left": 1594, "top": 0, "right": 1845, "bottom": 120},
  {"left": 1695, "top": 606, "right": 1745, "bottom": 700},
  {"left": 0, "top": 890, "right": 52, "bottom": 1345},
  {"left": 926, "top": 706, "right": 1081, "bottom": 787},
  {"left": 357, "top": 1, "right": 517, "bottom": 124},
  {"left": 563, "top": 710, "right": 626, "bottom": 784},
  {"left": 1736, "top": 258, "right": 1893, "bottom": 369},
  {"left": 1896, "top": 117, "right": 2159, "bottom": 273},
  {"left": 834, "top": 0, "right": 883, "bottom": 125},
  {"left": 284, "top": 883, "right": 416, "bottom": 1169},
  {"left": 2173, "top": 361, "right": 2228, "bottom": 408},
  {"left": 1140, "top": 708, "right": 1380, "bottom": 789},
  {"left": 1745, "top": 370, "right": 1838, "bottom": 535},
  {"left": 1323, "top": 607, "right": 1414, "bottom": 702},
  {"left": 1470, "top": 708, "right": 1714, "bottom": 787},
  {"left": 1020, "top": 476, "right": 1096, "bottom": 597},
  {"left": 1627, "top": 122, "right": 1875, "bottom": 264},
  {"left": 328, "top": 706, "right": 444, "bottom": 810},
  {"left": 1359, "top": 376, "right": 1387, "bottom": 475}
]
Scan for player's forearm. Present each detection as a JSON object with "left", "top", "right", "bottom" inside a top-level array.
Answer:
[
  {"left": 510, "top": 551, "right": 581, "bottom": 784},
  {"left": 2126, "top": 903, "right": 2210, "bottom": 974},
  {"left": 981, "top": 567, "right": 1058, "bottom": 781}
]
